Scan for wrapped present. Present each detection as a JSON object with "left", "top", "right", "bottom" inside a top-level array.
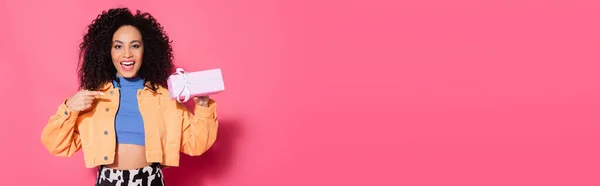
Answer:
[{"left": 167, "top": 68, "right": 225, "bottom": 103}]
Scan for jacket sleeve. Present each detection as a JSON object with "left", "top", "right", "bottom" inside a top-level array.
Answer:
[
  {"left": 180, "top": 99, "right": 219, "bottom": 156},
  {"left": 40, "top": 101, "right": 82, "bottom": 157}
]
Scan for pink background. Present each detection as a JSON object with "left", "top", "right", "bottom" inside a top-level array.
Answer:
[{"left": 1, "top": 0, "right": 600, "bottom": 185}]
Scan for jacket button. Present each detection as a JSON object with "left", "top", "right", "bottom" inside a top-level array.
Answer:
[
  {"left": 110, "top": 91, "right": 114, "bottom": 95},
  {"left": 104, "top": 130, "right": 108, "bottom": 135},
  {"left": 105, "top": 108, "right": 109, "bottom": 112},
  {"left": 104, "top": 156, "right": 108, "bottom": 161},
  {"left": 64, "top": 111, "right": 68, "bottom": 116}
]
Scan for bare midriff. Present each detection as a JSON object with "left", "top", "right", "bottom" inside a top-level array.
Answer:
[{"left": 105, "top": 144, "right": 151, "bottom": 170}]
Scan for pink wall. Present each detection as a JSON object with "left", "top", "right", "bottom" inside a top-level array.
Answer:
[{"left": 1, "top": 0, "right": 600, "bottom": 185}]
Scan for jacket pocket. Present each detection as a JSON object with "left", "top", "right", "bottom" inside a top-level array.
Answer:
[
  {"left": 77, "top": 117, "right": 94, "bottom": 148},
  {"left": 164, "top": 112, "right": 184, "bottom": 147}
]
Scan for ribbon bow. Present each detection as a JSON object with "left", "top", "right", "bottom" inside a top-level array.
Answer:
[{"left": 173, "top": 68, "right": 191, "bottom": 103}]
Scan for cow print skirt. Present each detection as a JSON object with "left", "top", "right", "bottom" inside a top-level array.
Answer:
[{"left": 96, "top": 163, "right": 164, "bottom": 186}]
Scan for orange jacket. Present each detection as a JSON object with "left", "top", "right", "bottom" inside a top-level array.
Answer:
[{"left": 40, "top": 82, "right": 218, "bottom": 168}]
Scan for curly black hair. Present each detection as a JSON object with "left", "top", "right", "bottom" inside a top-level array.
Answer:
[{"left": 77, "top": 7, "right": 174, "bottom": 91}]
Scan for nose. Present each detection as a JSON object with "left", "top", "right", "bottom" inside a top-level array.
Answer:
[{"left": 124, "top": 48, "right": 133, "bottom": 58}]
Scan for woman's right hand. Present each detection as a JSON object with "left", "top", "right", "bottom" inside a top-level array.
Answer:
[{"left": 66, "top": 90, "right": 105, "bottom": 111}]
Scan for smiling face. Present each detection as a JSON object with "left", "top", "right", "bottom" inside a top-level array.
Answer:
[{"left": 111, "top": 25, "right": 144, "bottom": 78}]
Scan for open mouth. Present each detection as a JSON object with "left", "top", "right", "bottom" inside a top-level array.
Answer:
[{"left": 120, "top": 61, "right": 135, "bottom": 71}]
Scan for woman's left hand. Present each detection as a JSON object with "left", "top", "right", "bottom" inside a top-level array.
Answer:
[{"left": 194, "top": 96, "right": 210, "bottom": 107}]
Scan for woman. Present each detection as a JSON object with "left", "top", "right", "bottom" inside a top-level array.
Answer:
[{"left": 41, "top": 7, "right": 219, "bottom": 185}]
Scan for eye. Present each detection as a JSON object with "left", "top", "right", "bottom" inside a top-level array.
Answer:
[
  {"left": 133, "top": 44, "right": 141, "bottom": 48},
  {"left": 114, "top": 45, "right": 121, "bottom": 49}
]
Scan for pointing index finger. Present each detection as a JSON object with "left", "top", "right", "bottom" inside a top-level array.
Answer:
[{"left": 85, "top": 91, "right": 105, "bottom": 96}]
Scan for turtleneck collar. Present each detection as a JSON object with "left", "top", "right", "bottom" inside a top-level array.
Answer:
[{"left": 113, "top": 75, "right": 145, "bottom": 89}]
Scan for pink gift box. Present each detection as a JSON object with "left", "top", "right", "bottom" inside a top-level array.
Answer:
[{"left": 167, "top": 68, "right": 225, "bottom": 102}]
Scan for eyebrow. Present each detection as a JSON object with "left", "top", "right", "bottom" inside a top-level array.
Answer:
[{"left": 113, "top": 40, "right": 142, "bottom": 44}]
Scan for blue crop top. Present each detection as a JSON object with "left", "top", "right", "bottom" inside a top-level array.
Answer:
[{"left": 113, "top": 75, "right": 146, "bottom": 146}]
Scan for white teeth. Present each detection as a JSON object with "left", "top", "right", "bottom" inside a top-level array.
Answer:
[{"left": 121, "top": 62, "right": 134, "bottom": 66}]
